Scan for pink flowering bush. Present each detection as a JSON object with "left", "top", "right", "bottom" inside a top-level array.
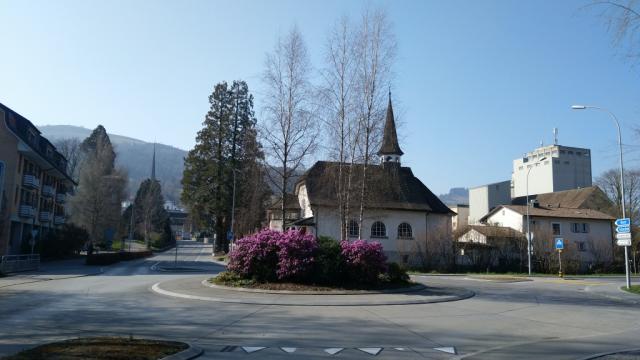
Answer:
[
  {"left": 228, "top": 229, "right": 317, "bottom": 282},
  {"left": 227, "top": 229, "right": 280, "bottom": 281},
  {"left": 340, "top": 240, "right": 388, "bottom": 284},
  {"left": 276, "top": 230, "right": 318, "bottom": 281}
]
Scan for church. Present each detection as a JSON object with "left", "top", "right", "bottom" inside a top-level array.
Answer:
[{"left": 274, "top": 96, "right": 454, "bottom": 266}]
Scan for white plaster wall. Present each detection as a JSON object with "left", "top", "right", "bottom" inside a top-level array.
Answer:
[
  {"left": 484, "top": 207, "right": 524, "bottom": 232},
  {"left": 450, "top": 206, "right": 469, "bottom": 231},
  {"left": 469, "top": 181, "right": 510, "bottom": 225},
  {"left": 458, "top": 229, "right": 488, "bottom": 244},
  {"left": 296, "top": 184, "right": 313, "bottom": 218}
]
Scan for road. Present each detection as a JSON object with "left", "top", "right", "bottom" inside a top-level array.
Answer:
[{"left": 0, "top": 241, "right": 639, "bottom": 359}]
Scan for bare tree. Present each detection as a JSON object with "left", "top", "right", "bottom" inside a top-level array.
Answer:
[
  {"left": 588, "top": 0, "right": 640, "bottom": 65},
  {"left": 353, "top": 7, "right": 397, "bottom": 237},
  {"left": 262, "top": 26, "right": 318, "bottom": 224},
  {"left": 55, "top": 138, "right": 82, "bottom": 182},
  {"left": 320, "top": 16, "right": 361, "bottom": 240}
]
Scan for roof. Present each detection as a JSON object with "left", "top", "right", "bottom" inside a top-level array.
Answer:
[
  {"left": 289, "top": 216, "right": 315, "bottom": 226},
  {"left": 467, "top": 225, "right": 524, "bottom": 238},
  {"left": 484, "top": 205, "right": 615, "bottom": 221},
  {"left": 0, "top": 102, "right": 75, "bottom": 184},
  {"left": 377, "top": 96, "right": 404, "bottom": 156},
  {"left": 511, "top": 186, "right": 613, "bottom": 212},
  {"left": 298, "top": 161, "right": 453, "bottom": 214},
  {"left": 268, "top": 194, "right": 302, "bottom": 210}
]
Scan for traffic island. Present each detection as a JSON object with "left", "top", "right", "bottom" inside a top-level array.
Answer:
[
  {"left": 1, "top": 337, "right": 201, "bottom": 360},
  {"left": 621, "top": 285, "right": 640, "bottom": 295}
]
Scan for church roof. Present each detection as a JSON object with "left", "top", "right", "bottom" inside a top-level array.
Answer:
[
  {"left": 297, "top": 161, "right": 453, "bottom": 214},
  {"left": 377, "top": 96, "right": 404, "bottom": 156}
]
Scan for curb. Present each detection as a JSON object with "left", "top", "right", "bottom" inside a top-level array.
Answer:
[
  {"left": 160, "top": 343, "right": 203, "bottom": 360},
  {"left": 151, "top": 280, "right": 475, "bottom": 306},
  {"left": 204, "top": 279, "right": 428, "bottom": 295},
  {"left": 576, "top": 347, "right": 640, "bottom": 360}
]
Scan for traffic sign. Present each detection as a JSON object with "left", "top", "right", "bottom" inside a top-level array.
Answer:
[
  {"left": 555, "top": 238, "right": 564, "bottom": 250},
  {"left": 617, "top": 239, "right": 632, "bottom": 246},
  {"left": 615, "top": 218, "right": 631, "bottom": 227},
  {"left": 616, "top": 233, "right": 632, "bottom": 240},
  {"left": 616, "top": 225, "right": 631, "bottom": 233},
  {"left": 227, "top": 231, "right": 234, "bottom": 241}
]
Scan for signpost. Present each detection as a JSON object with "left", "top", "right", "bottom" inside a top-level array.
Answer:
[
  {"left": 555, "top": 238, "right": 564, "bottom": 278},
  {"left": 615, "top": 218, "right": 632, "bottom": 247}
]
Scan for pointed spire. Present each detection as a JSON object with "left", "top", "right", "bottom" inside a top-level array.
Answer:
[
  {"left": 377, "top": 91, "right": 404, "bottom": 157},
  {"left": 151, "top": 142, "right": 156, "bottom": 181}
]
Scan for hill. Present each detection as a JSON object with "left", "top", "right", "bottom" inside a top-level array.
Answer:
[
  {"left": 38, "top": 125, "right": 186, "bottom": 203},
  {"left": 438, "top": 187, "right": 469, "bottom": 206}
]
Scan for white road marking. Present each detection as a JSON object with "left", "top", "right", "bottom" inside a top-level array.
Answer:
[
  {"left": 434, "top": 347, "right": 456, "bottom": 354},
  {"left": 242, "top": 347, "right": 266, "bottom": 353},
  {"left": 394, "top": 347, "right": 406, "bottom": 351},
  {"left": 324, "top": 348, "right": 344, "bottom": 355},
  {"left": 280, "top": 347, "right": 297, "bottom": 353},
  {"left": 358, "top": 347, "right": 383, "bottom": 355}
]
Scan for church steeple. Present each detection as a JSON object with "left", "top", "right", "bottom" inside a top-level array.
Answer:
[
  {"left": 378, "top": 90, "right": 403, "bottom": 164},
  {"left": 151, "top": 142, "right": 157, "bottom": 181}
]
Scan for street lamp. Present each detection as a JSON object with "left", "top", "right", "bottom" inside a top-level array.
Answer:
[
  {"left": 572, "top": 105, "right": 631, "bottom": 289},
  {"left": 526, "top": 156, "right": 547, "bottom": 276},
  {"left": 230, "top": 168, "right": 242, "bottom": 252}
]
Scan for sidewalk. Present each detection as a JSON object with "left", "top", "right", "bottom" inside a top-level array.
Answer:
[{"left": 0, "top": 257, "right": 103, "bottom": 289}]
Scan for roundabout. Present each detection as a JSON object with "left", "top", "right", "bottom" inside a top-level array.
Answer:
[{"left": 151, "top": 276, "right": 475, "bottom": 306}]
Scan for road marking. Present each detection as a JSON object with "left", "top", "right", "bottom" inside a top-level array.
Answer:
[
  {"left": 324, "top": 348, "right": 344, "bottom": 355},
  {"left": 242, "top": 347, "right": 266, "bottom": 353},
  {"left": 394, "top": 347, "right": 406, "bottom": 351},
  {"left": 358, "top": 347, "right": 383, "bottom": 355},
  {"left": 280, "top": 347, "right": 297, "bottom": 353},
  {"left": 434, "top": 347, "right": 456, "bottom": 354}
]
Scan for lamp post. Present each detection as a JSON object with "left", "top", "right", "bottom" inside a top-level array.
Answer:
[
  {"left": 526, "top": 156, "right": 547, "bottom": 276},
  {"left": 572, "top": 105, "right": 631, "bottom": 289},
  {"left": 229, "top": 168, "right": 242, "bottom": 252}
]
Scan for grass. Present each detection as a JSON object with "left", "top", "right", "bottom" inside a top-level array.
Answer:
[
  {"left": 3, "top": 337, "right": 188, "bottom": 360},
  {"left": 622, "top": 285, "right": 640, "bottom": 295},
  {"left": 407, "top": 270, "right": 634, "bottom": 278}
]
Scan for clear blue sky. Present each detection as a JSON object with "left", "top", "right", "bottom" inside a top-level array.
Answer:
[{"left": 1, "top": 0, "right": 638, "bottom": 195}]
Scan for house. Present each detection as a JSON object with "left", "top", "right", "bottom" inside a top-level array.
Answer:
[
  {"left": 284, "top": 95, "right": 454, "bottom": 266},
  {"left": 479, "top": 187, "right": 615, "bottom": 269},
  {"left": 267, "top": 194, "right": 303, "bottom": 231},
  {"left": 456, "top": 225, "right": 525, "bottom": 271},
  {"left": 448, "top": 204, "right": 469, "bottom": 231},
  {"left": 0, "top": 102, "right": 76, "bottom": 255}
]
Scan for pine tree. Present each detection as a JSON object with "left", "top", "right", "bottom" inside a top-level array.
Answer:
[
  {"left": 133, "top": 179, "right": 169, "bottom": 248},
  {"left": 182, "top": 80, "right": 265, "bottom": 252}
]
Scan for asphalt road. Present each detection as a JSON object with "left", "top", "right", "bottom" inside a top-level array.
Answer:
[{"left": 0, "top": 241, "right": 639, "bottom": 360}]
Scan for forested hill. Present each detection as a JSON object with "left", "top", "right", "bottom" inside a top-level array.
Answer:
[{"left": 38, "top": 125, "right": 186, "bottom": 203}]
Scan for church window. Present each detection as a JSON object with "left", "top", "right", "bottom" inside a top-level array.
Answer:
[
  {"left": 348, "top": 220, "right": 359, "bottom": 238},
  {"left": 397, "top": 223, "right": 413, "bottom": 239},
  {"left": 371, "top": 221, "right": 386, "bottom": 238}
]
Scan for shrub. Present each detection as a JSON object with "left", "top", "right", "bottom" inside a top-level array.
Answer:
[
  {"left": 42, "top": 224, "right": 89, "bottom": 259},
  {"left": 382, "top": 262, "right": 410, "bottom": 284},
  {"left": 340, "top": 240, "right": 387, "bottom": 284},
  {"left": 313, "top": 236, "right": 344, "bottom": 285},
  {"left": 227, "top": 229, "right": 281, "bottom": 282},
  {"left": 276, "top": 230, "right": 317, "bottom": 281}
]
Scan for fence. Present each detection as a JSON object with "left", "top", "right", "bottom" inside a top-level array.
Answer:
[{"left": 0, "top": 254, "right": 40, "bottom": 273}]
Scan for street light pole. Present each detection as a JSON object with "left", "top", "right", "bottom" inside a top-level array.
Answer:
[
  {"left": 525, "top": 156, "right": 546, "bottom": 276},
  {"left": 230, "top": 168, "right": 240, "bottom": 251},
  {"left": 572, "top": 105, "right": 631, "bottom": 289}
]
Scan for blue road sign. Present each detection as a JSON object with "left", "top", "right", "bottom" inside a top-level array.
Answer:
[
  {"left": 615, "top": 218, "right": 631, "bottom": 227},
  {"left": 555, "top": 238, "right": 564, "bottom": 250},
  {"left": 227, "top": 231, "right": 234, "bottom": 241},
  {"left": 616, "top": 225, "right": 631, "bottom": 234}
]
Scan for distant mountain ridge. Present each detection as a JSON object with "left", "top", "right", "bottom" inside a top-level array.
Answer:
[
  {"left": 38, "top": 125, "right": 186, "bottom": 203},
  {"left": 438, "top": 187, "right": 469, "bottom": 206}
]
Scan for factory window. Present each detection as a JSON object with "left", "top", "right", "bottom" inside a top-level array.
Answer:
[
  {"left": 560, "top": 150, "right": 566, "bottom": 154},
  {"left": 576, "top": 151, "right": 581, "bottom": 156},
  {"left": 568, "top": 151, "right": 574, "bottom": 155},
  {"left": 554, "top": 160, "right": 560, "bottom": 164},
  {"left": 582, "top": 223, "right": 590, "bottom": 233},
  {"left": 552, "top": 223, "right": 561, "bottom": 235},
  {"left": 564, "top": 161, "right": 570, "bottom": 165},
  {"left": 577, "top": 242, "right": 586, "bottom": 252}
]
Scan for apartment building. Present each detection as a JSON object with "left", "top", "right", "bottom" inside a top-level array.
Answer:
[{"left": 0, "top": 102, "right": 75, "bottom": 255}]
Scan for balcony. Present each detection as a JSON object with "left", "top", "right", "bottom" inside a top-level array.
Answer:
[
  {"left": 39, "top": 211, "right": 52, "bottom": 223},
  {"left": 55, "top": 193, "right": 66, "bottom": 203},
  {"left": 54, "top": 216, "right": 65, "bottom": 225},
  {"left": 18, "top": 205, "right": 35, "bottom": 218},
  {"left": 23, "top": 174, "right": 40, "bottom": 189},
  {"left": 42, "top": 185, "right": 55, "bottom": 198}
]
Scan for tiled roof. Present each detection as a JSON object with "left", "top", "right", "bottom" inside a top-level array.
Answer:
[
  {"left": 501, "top": 205, "right": 614, "bottom": 220},
  {"left": 511, "top": 186, "right": 612, "bottom": 211},
  {"left": 468, "top": 225, "right": 524, "bottom": 238},
  {"left": 298, "top": 161, "right": 453, "bottom": 214}
]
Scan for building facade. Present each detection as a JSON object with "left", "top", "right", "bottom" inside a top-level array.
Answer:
[
  {"left": 468, "top": 180, "right": 511, "bottom": 225},
  {"left": 449, "top": 204, "right": 469, "bottom": 231},
  {"left": 0, "top": 103, "right": 75, "bottom": 255},
  {"left": 282, "top": 96, "right": 454, "bottom": 266},
  {"left": 511, "top": 144, "right": 592, "bottom": 198}
]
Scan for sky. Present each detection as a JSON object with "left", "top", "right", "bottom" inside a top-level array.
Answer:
[{"left": 1, "top": 0, "right": 639, "bottom": 195}]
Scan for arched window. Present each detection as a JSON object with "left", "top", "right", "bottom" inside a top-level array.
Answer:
[
  {"left": 371, "top": 221, "right": 387, "bottom": 238},
  {"left": 348, "top": 219, "right": 359, "bottom": 238},
  {"left": 397, "top": 223, "right": 413, "bottom": 239}
]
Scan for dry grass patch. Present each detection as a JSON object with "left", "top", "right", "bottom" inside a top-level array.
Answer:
[{"left": 3, "top": 337, "right": 188, "bottom": 360}]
